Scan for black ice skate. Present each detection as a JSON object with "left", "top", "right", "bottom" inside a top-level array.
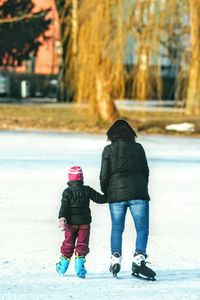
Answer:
[
  {"left": 132, "top": 253, "right": 156, "bottom": 281},
  {"left": 109, "top": 252, "right": 122, "bottom": 278}
]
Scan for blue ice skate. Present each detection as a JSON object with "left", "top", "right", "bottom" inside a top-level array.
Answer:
[
  {"left": 75, "top": 255, "right": 87, "bottom": 278},
  {"left": 56, "top": 256, "right": 70, "bottom": 275}
]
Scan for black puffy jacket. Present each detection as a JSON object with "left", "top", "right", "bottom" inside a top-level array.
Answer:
[
  {"left": 58, "top": 180, "right": 106, "bottom": 225},
  {"left": 100, "top": 138, "right": 150, "bottom": 202}
]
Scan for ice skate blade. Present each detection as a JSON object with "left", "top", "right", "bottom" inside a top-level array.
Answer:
[
  {"left": 109, "top": 269, "right": 119, "bottom": 279},
  {"left": 56, "top": 267, "right": 65, "bottom": 276},
  {"left": 132, "top": 273, "right": 156, "bottom": 281},
  {"left": 110, "top": 263, "right": 120, "bottom": 278},
  {"left": 112, "top": 272, "right": 119, "bottom": 279},
  {"left": 77, "top": 274, "right": 86, "bottom": 279}
]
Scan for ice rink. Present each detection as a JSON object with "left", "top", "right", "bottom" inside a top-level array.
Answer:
[{"left": 0, "top": 131, "right": 200, "bottom": 300}]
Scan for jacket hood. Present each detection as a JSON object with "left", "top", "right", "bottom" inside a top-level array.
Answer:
[
  {"left": 67, "top": 180, "right": 84, "bottom": 189},
  {"left": 107, "top": 119, "right": 137, "bottom": 142}
]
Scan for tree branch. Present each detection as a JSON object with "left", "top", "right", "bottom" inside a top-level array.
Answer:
[{"left": 0, "top": 11, "right": 48, "bottom": 24}]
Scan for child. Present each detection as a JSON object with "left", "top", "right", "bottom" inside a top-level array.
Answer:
[{"left": 56, "top": 166, "right": 106, "bottom": 278}]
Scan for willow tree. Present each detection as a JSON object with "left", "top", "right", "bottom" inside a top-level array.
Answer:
[
  {"left": 126, "top": 0, "right": 163, "bottom": 101},
  {"left": 167, "top": 0, "right": 200, "bottom": 114},
  {"left": 154, "top": 0, "right": 200, "bottom": 113},
  {"left": 55, "top": 0, "right": 78, "bottom": 101},
  {"left": 185, "top": 0, "right": 200, "bottom": 115},
  {"left": 76, "top": 0, "right": 127, "bottom": 121},
  {"left": 157, "top": 0, "right": 190, "bottom": 104},
  {"left": 55, "top": 0, "right": 125, "bottom": 120},
  {"left": 127, "top": 0, "right": 192, "bottom": 103}
]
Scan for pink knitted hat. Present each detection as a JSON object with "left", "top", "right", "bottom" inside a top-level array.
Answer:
[{"left": 68, "top": 166, "right": 84, "bottom": 181}]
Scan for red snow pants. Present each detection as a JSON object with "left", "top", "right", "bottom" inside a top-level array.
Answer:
[{"left": 61, "top": 224, "right": 90, "bottom": 258}]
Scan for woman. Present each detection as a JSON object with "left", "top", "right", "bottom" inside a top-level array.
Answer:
[{"left": 100, "top": 119, "right": 156, "bottom": 279}]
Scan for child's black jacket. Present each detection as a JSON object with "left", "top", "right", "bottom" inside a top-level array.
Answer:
[{"left": 58, "top": 180, "right": 106, "bottom": 225}]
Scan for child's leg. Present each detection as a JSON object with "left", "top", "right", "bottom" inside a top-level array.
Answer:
[
  {"left": 56, "top": 225, "right": 79, "bottom": 275},
  {"left": 61, "top": 225, "right": 78, "bottom": 258},
  {"left": 74, "top": 224, "right": 90, "bottom": 278},
  {"left": 75, "top": 224, "right": 90, "bottom": 256}
]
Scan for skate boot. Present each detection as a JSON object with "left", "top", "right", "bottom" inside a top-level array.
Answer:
[
  {"left": 132, "top": 253, "right": 156, "bottom": 281},
  {"left": 56, "top": 255, "right": 70, "bottom": 275},
  {"left": 75, "top": 255, "right": 87, "bottom": 278},
  {"left": 109, "top": 252, "right": 122, "bottom": 278}
]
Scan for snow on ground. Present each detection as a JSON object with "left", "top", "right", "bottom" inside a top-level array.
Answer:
[{"left": 0, "top": 131, "right": 200, "bottom": 300}]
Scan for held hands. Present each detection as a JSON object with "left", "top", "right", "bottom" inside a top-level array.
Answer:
[{"left": 58, "top": 217, "right": 66, "bottom": 231}]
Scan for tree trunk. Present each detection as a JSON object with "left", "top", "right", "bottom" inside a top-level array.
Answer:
[
  {"left": 55, "top": 0, "right": 78, "bottom": 102},
  {"left": 77, "top": 0, "right": 120, "bottom": 122},
  {"left": 185, "top": 0, "right": 200, "bottom": 115},
  {"left": 71, "top": 0, "right": 78, "bottom": 75},
  {"left": 134, "top": 47, "right": 151, "bottom": 100},
  {"left": 95, "top": 72, "right": 118, "bottom": 122}
]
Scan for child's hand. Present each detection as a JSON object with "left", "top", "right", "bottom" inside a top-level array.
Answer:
[{"left": 58, "top": 218, "right": 66, "bottom": 231}]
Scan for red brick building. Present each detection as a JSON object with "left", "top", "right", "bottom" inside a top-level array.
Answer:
[{"left": 18, "top": 0, "right": 61, "bottom": 75}]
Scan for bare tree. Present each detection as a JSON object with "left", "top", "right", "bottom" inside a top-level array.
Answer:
[
  {"left": 128, "top": 0, "right": 163, "bottom": 101},
  {"left": 185, "top": 0, "right": 200, "bottom": 115}
]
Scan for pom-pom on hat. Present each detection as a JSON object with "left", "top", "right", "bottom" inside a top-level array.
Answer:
[{"left": 68, "top": 166, "right": 84, "bottom": 181}]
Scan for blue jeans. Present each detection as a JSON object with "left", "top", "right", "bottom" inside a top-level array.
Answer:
[{"left": 109, "top": 200, "right": 149, "bottom": 255}]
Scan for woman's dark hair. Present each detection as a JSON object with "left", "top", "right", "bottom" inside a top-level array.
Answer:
[{"left": 106, "top": 119, "right": 137, "bottom": 142}]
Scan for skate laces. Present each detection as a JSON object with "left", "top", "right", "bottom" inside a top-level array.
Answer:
[
  {"left": 75, "top": 255, "right": 86, "bottom": 261},
  {"left": 133, "top": 253, "right": 152, "bottom": 266},
  {"left": 75, "top": 255, "right": 87, "bottom": 277},
  {"left": 111, "top": 252, "right": 122, "bottom": 265},
  {"left": 61, "top": 255, "right": 71, "bottom": 261},
  {"left": 75, "top": 255, "right": 86, "bottom": 269},
  {"left": 133, "top": 254, "right": 146, "bottom": 266},
  {"left": 58, "top": 255, "right": 71, "bottom": 265}
]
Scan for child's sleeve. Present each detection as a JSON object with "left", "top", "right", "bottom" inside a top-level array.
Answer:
[
  {"left": 89, "top": 187, "right": 107, "bottom": 204},
  {"left": 58, "top": 189, "right": 71, "bottom": 222}
]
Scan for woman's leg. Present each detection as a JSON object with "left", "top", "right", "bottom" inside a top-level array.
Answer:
[
  {"left": 109, "top": 201, "right": 127, "bottom": 254},
  {"left": 129, "top": 200, "right": 149, "bottom": 255}
]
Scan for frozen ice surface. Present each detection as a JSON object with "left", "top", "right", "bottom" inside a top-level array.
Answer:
[{"left": 0, "top": 131, "right": 200, "bottom": 300}]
